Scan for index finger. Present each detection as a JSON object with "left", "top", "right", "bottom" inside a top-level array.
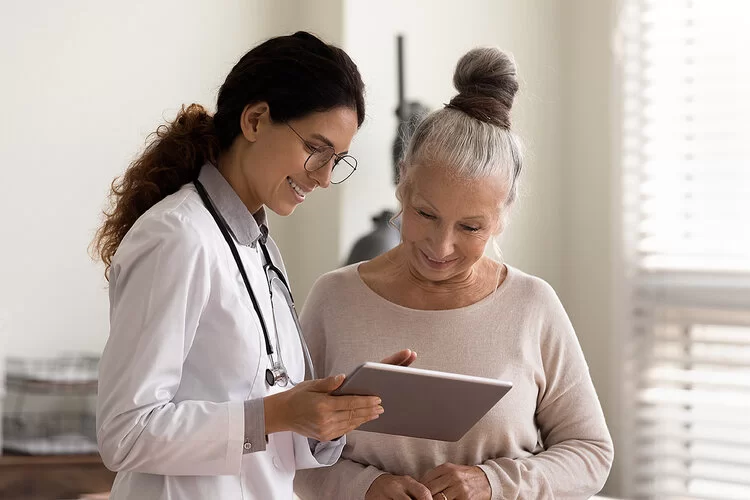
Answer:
[
  {"left": 326, "top": 394, "right": 382, "bottom": 410},
  {"left": 420, "top": 463, "right": 453, "bottom": 485},
  {"left": 401, "top": 476, "right": 432, "bottom": 500},
  {"left": 380, "top": 349, "right": 418, "bottom": 366}
]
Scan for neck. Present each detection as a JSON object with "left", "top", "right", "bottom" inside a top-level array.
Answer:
[
  {"left": 361, "top": 245, "right": 503, "bottom": 311},
  {"left": 216, "top": 147, "right": 262, "bottom": 214}
]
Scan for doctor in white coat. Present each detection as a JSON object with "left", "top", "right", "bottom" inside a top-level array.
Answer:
[{"left": 93, "top": 32, "right": 415, "bottom": 500}]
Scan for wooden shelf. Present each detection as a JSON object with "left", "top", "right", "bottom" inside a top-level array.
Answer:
[
  {"left": 5, "top": 377, "right": 98, "bottom": 394},
  {"left": 0, "top": 453, "right": 115, "bottom": 500},
  {"left": 0, "top": 453, "right": 104, "bottom": 466}
]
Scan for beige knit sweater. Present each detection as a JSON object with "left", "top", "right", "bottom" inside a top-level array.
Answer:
[{"left": 294, "top": 264, "right": 613, "bottom": 500}]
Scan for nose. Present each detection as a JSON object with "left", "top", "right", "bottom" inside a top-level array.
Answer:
[
  {"left": 428, "top": 223, "right": 455, "bottom": 259},
  {"left": 307, "top": 159, "right": 333, "bottom": 189}
]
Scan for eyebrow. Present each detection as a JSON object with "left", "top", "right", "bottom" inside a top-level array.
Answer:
[
  {"left": 310, "top": 133, "right": 349, "bottom": 155},
  {"left": 413, "top": 195, "right": 437, "bottom": 211},
  {"left": 413, "top": 196, "right": 489, "bottom": 223},
  {"left": 460, "top": 215, "right": 488, "bottom": 222}
]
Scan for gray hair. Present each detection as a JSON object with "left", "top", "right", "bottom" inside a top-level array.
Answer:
[{"left": 397, "top": 47, "right": 524, "bottom": 220}]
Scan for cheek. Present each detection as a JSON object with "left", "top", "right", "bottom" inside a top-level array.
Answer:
[
  {"left": 278, "top": 148, "right": 307, "bottom": 178},
  {"left": 454, "top": 232, "right": 491, "bottom": 260},
  {"left": 467, "top": 238, "right": 489, "bottom": 257},
  {"left": 259, "top": 141, "right": 306, "bottom": 180}
]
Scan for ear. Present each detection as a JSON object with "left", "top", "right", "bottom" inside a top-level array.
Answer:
[{"left": 239, "top": 102, "right": 270, "bottom": 142}]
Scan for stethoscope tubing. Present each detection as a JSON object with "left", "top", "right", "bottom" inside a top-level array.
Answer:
[{"left": 194, "top": 179, "right": 315, "bottom": 385}]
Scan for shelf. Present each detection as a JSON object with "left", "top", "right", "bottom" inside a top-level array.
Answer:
[
  {"left": 0, "top": 452, "right": 115, "bottom": 499},
  {"left": 5, "top": 377, "right": 98, "bottom": 394},
  {"left": 0, "top": 453, "right": 104, "bottom": 466}
]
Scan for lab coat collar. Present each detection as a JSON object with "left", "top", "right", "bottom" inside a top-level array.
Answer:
[{"left": 197, "top": 163, "right": 269, "bottom": 247}]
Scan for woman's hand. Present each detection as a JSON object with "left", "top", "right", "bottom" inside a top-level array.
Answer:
[
  {"left": 420, "top": 463, "right": 491, "bottom": 500},
  {"left": 264, "top": 374, "right": 383, "bottom": 441},
  {"left": 379, "top": 349, "right": 418, "bottom": 366},
  {"left": 365, "top": 474, "right": 432, "bottom": 500}
]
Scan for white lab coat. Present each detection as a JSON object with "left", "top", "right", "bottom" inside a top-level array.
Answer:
[{"left": 97, "top": 165, "right": 344, "bottom": 499}]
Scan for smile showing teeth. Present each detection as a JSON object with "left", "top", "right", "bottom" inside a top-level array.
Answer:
[
  {"left": 424, "top": 252, "right": 451, "bottom": 264},
  {"left": 287, "top": 178, "right": 306, "bottom": 199}
]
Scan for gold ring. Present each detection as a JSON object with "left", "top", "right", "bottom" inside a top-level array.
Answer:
[{"left": 439, "top": 493, "right": 448, "bottom": 500}]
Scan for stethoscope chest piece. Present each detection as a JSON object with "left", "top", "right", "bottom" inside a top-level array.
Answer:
[{"left": 266, "top": 367, "right": 289, "bottom": 387}]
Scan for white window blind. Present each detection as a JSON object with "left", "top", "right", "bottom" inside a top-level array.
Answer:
[{"left": 619, "top": 1, "right": 750, "bottom": 499}]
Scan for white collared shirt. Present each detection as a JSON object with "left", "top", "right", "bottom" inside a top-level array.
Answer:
[{"left": 96, "top": 164, "right": 343, "bottom": 500}]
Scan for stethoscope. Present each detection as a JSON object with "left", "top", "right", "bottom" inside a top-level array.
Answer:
[{"left": 194, "top": 179, "right": 316, "bottom": 387}]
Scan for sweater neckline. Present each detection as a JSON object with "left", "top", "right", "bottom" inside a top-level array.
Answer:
[{"left": 351, "top": 262, "right": 516, "bottom": 315}]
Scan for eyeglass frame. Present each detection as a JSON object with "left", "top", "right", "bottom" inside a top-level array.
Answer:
[{"left": 285, "top": 122, "right": 357, "bottom": 184}]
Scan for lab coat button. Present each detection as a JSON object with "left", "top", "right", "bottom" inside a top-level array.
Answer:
[{"left": 243, "top": 442, "right": 252, "bottom": 451}]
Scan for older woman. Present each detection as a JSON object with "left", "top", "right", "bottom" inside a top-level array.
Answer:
[{"left": 294, "top": 47, "right": 614, "bottom": 500}]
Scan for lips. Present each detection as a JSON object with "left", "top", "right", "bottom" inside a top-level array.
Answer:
[
  {"left": 420, "top": 249, "right": 457, "bottom": 269},
  {"left": 426, "top": 254, "right": 449, "bottom": 263}
]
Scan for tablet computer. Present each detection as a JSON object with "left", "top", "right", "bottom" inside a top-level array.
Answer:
[{"left": 331, "top": 362, "right": 512, "bottom": 442}]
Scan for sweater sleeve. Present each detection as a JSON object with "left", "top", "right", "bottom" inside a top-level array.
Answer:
[{"left": 477, "top": 282, "right": 614, "bottom": 500}]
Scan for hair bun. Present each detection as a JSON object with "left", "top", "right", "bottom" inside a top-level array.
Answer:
[{"left": 447, "top": 47, "right": 518, "bottom": 128}]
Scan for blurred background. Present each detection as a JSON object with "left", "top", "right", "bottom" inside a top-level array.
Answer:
[{"left": 1, "top": 0, "right": 748, "bottom": 499}]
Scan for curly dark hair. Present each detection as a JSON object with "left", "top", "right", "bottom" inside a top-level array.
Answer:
[{"left": 92, "top": 31, "right": 365, "bottom": 278}]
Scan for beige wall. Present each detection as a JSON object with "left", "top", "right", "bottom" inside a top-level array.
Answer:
[
  {"left": 0, "top": 0, "right": 262, "bottom": 356},
  {"left": 560, "top": 1, "right": 620, "bottom": 495}
]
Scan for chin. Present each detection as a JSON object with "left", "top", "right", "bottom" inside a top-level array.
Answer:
[
  {"left": 412, "top": 259, "right": 454, "bottom": 281},
  {"left": 270, "top": 203, "right": 296, "bottom": 217}
]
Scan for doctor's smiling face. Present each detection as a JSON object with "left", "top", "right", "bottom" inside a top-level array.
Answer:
[{"left": 220, "top": 103, "right": 359, "bottom": 217}]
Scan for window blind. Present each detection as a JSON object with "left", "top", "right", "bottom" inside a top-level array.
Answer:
[{"left": 619, "top": 1, "right": 750, "bottom": 499}]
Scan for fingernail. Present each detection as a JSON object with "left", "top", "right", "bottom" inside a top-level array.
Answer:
[
  {"left": 335, "top": 374, "right": 345, "bottom": 381},
  {"left": 375, "top": 398, "right": 382, "bottom": 405},
  {"left": 377, "top": 407, "right": 384, "bottom": 414}
]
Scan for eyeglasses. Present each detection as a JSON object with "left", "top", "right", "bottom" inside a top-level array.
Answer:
[{"left": 286, "top": 123, "right": 357, "bottom": 184}]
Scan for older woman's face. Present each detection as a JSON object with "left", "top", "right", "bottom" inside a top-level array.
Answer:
[{"left": 400, "top": 164, "right": 508, "bottom": 283}]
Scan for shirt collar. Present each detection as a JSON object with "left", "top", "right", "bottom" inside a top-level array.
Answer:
[{"left": 197, "top": 163, "right": 269, "bottom": 247}]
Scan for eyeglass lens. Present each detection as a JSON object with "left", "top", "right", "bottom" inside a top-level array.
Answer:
[{"left": 306, "top": 149, "right": 356, "bottom": 184}]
